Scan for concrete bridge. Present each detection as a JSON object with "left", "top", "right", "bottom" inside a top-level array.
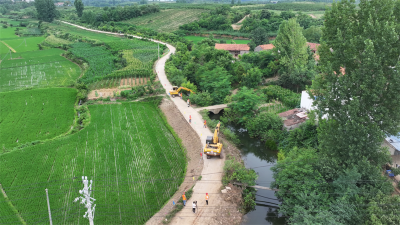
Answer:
[{"left": 195, "top": 104, "right": 228, "bottom": 114}]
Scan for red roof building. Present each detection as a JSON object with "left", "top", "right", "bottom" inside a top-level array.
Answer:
[
  {"left": 254, "top": 44, "right": 275, "bottom": 52},
  {"left": 215, "top": 44, "right": 250, "bottom": 58}
]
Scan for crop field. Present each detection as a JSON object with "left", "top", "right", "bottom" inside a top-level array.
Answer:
[
  {"left": 0, "top": 48, "right": 82, "bottom": 92},
  {"left": 69, "top": 42, "right": 117, "bottom": 83},
  {"left": 0, "top": 27, "right": 20, "bottom": 39},
  {"left": 0, "top": 102, "right": 185, "bottom": 224},
  {"left": 184, "top": 36, "right": 250, "bottom": 44},
  {"left": 123, "top": 9, "right": 207, "bottom": 33},
  {"left": 48, "top": 22, "right": 122, "bottom": 43},
  {"left": 0, "top": 36, "right": 45, "bottom": 55},
  {"left": 0, "top": 88, "right": 77, "bottom": 149},
  {"left": 0, "top": 194, "right": 21, "bottom": 224}
]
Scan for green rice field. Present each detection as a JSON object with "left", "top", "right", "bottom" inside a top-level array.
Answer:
[
  {"left": 0, "top": 102, "right": 186, "bottom": 224},
  {"left": 0, "top": 88, "right": 77, "bottom": 149},
  {"left": 184, "top": 35, "right": 250, "bottom": 44},
  {"left": 0, "top": 48, "right": 82, "bottom": 92}
]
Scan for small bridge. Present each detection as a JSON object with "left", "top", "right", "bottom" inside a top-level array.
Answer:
[
  {"left": 234, "top": 182, "right": 279, "bottom": 191},
  {"left": 195, "top": 104, "right": 228, "bottom": 114}
]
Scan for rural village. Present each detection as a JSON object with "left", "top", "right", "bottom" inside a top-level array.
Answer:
[{"left": 1, "top": 0, "right": 400, "bottom": 225}]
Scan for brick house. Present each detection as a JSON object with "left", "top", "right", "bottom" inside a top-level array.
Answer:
[
  {"left": 214, "top": 44, "right": 250, "bottom": 58},
  {"left": 254, "top": 44, "right": 275, "bottom": 52}
]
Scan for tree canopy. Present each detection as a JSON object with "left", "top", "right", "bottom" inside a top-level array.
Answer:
[
  {"left": 34, "top": 0, "right": 58, "bottom": 22},
  {"left": 74, "top": 0, "right": 84, "bottom": 17}
]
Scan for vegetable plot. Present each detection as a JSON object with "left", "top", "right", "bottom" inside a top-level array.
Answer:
[
  {"left": 0, "top": 102, "right": 185, "bottom": 224},
  {"left": 0, "top": 88, "right": 77, "bottom": 149}
]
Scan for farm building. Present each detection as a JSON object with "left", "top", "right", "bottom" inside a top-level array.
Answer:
[
  {"left": 254, "top": 44, "right": 275, "bottom": 52},
  {"left": 278, "top": 108, "right": 308, "bottom": 130},
  {"left": 215, "top": 44, "right": 250, "bottom": 58},
  {"left": 54, "top": 2, "right": 64, "bottom": 6}
]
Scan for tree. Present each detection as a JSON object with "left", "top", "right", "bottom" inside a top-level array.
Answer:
[
  {"left": 34, "top": 0, "right": 57, "bottom": 22},
  {"left": 231, "top": 0, "right": 234, "bottom": 5},
  {"left": 249, "top": 27, "right": 269, "bottom": 51},
  {"left": 228, "top": 87, "right": 263, "bottom": 124},
  {"left": 74, "top": 0, "right": 84, "bottom": 17},
  {"left": 241, "top": 67, "right": 263, "bottom": 88},
  {"left": 312, "top": 0, "right": 400, "bottom": 166},
  {"left": 366, "top": 192, "right": 400, "bottom": 225},
  {"left": 303, "top": 26, "right": 322, "bottom": 43},
  {"left": 199, "top": 66, "right": 231, "bottom": 104},
  {"left": 274, "top": 18, "right": 314, "bottom": 91},
  {"left": 260, "top": 9, "right": 271, "bottom": 20},
  {"left": 237, "top": 0, "right": 241, "bottom": 4}
]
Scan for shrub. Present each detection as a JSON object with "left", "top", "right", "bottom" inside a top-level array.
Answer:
[
  {"left": 265, "top": 139, "right": 277, "bottom": 151},
  {"left": 191, "top": 91, "right": 213, "bottom": 107},
  {"left": 245, "top": 112, "right": 283, "bottom": 138},
  {"left": 222, "top": 128, "right": 240, "bottom": 146}
]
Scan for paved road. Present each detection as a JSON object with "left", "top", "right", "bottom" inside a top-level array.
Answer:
[{"left": 60, "top": 21, "right": 226, "bottom": 225}]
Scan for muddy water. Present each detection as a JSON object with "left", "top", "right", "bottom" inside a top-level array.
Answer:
[{"left": 209, "top": 112, "right": 286, "bottom": 225}]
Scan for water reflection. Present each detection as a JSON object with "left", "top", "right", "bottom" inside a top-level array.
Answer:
[{"left": 208, "top": 112, "right": 286, "bottom": 225}]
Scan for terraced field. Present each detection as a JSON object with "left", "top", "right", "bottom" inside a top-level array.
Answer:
[
  {"left": 0, "top": 102, "right": 186, "bottom": 224},
  {"left": 0, "top": 88, "right": 77, "bottom": 149},
  {"left": 123, "top": 8, "right": 207, "bottom": 33}
]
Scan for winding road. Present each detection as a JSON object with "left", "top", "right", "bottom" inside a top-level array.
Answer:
[{"left": 60, "top": 21, "right": 227, "bottom": 225}]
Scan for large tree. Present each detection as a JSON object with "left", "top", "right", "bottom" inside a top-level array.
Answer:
[
  {"left": 274, "top": 18, "right": 315, "bottom": 91},
  {"left": 74, "top": 0, "right": 84, "bottom": 17},
  {"left": 312, "top": 0, "right": 400, "bottom": 166},
  {"left": 249, "top": 26, "right": 269, "bottom": 50},
  {"left": 34, "top": 0, "right": 57, "bottom": 22}
]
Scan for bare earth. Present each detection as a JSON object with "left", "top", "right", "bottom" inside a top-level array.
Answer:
[
  {"left": 87, "top": 88, "right": 130, "bottom": 99},
  {"left": 231, "top": 14, "right": 249, "bottom": 31}
]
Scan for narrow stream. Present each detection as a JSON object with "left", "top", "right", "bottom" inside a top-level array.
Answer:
[{"left": 209, "top": 112, "right": 286, "bottom": 225}]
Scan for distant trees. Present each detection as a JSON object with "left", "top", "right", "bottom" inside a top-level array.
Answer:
[
  {"left": 80, "top": 5, "right": 159, "bottom": 25},
  {"left": 34, "top": 0, "right": 58, "bottom": 22},
  {"left": 74, "top": 0, "right": 84, "bottom": 17}
]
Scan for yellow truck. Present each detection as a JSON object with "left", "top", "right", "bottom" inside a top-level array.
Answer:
[
  {"left": 169, "top": 86, "right": 195, "bottom": 97},
  {"left": 204, "top": 122, "right": 223, "bottom": 159}
]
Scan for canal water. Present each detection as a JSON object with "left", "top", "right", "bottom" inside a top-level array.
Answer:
[{"left": 209, "top": 112, "right": 286, "bottom": 225}]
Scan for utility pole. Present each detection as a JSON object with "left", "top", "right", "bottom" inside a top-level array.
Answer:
[
  {"left": 9, "top": 49, "right": 12, "bottom": 59},
  {"left": 45, "top": 189, "right": 53, "bottom": 225},
  {"left": 74, "top": 176, "right": 96, "bottom": 225}
]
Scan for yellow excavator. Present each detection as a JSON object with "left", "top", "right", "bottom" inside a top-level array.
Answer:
[
  {"left": 169, "top": 86, "right": 195, "bottom": 97},
  {"left": 204, "top": 122, "right": 223, "bottom": 159}
]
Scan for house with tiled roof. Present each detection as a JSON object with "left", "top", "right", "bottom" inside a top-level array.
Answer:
[
  {"left": 254, "top": 44, "right": 275, "bottom": 52},
  {"left": 214, "top": 44, "right": 250, "bottom": 58}
]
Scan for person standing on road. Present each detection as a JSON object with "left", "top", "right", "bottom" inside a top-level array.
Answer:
[
  {"left": 187, "top": 99, "right": 190, "bottom": 107},
  {"left": 182, "top": 192, "right": 187, "bottom": 206},
  {"left": 204, "top": 120, "right": 207, "bottom": 128},
  {"left": 205, "top": 193, "right": 209, "bottom": 205},
  {"left": 192, "top": 201, "right": 196, "bottom": 213},
  {"left": 189, "top": 115, "right": 191, "bottom": 124},
  {"left": 180, "top": 93, "right": 182, "bottom": 99}
]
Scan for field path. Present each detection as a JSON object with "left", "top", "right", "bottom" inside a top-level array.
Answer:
[
  {"left": 60, "top": 21, "right": 227, "bottom": 225},
  {"left": 1, "top": 40, "right": 16, "bottom": 53},
  {"left": 231, "top": 14, "right": 249, "bottom": 31}
]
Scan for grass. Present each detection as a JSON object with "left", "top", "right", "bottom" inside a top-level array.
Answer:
[
  {"left": 0, "top": 102, "right": 186, "bottom": 224},
  {"left": 0, "top": 88, "right": 77, "bottom": 150},
  {"left": 184, "top": 36, "right": 250, "bottom": 44},
  {"left": 123, "top": 9, "right": 207, "bottom": 33},
  {"left": 0, "top": 48, "right": 82, "bottom": 92}
]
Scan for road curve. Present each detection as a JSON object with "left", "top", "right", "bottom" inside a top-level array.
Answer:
[{"left": 59, "top": 21, "right": 226, "bottom": 225}]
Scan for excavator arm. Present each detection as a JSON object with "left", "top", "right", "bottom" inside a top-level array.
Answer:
[
  {"left": 176, "top": 87, "right": 195, "bottom": 94},
  {"left": 169, "top": 86, "right": 195, "bottom": 97}
]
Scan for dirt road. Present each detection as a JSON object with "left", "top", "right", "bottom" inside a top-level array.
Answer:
[{"left": 60, "top": 21, "right": 236, "bottom": 224}]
